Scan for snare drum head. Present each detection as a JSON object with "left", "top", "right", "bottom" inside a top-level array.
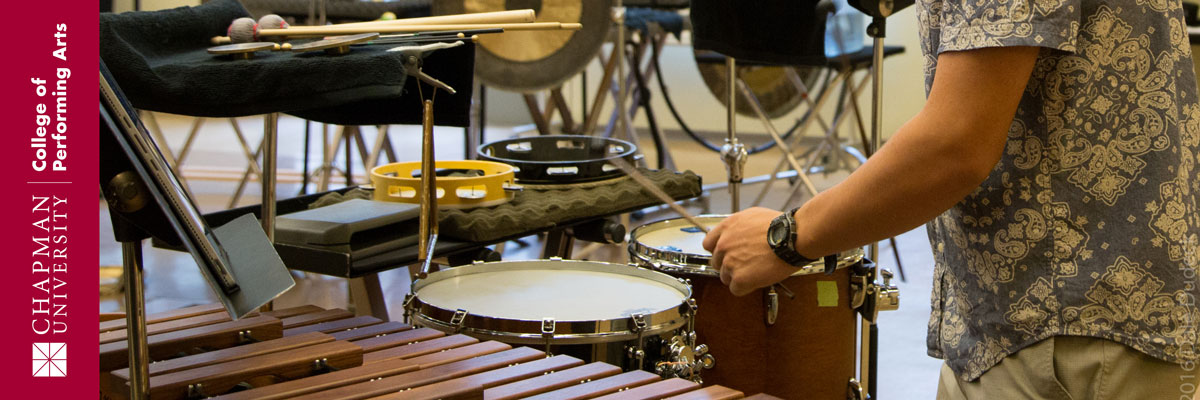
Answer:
[
  {"left": 630, "top": 215, "right": 865, "bottom": 276},
  {"left": 635, "top": 218, "right": 722, "bottom": 256},
  {"left": 411, "top": 260, "right": 692, "bottom": 344},
  {"left": 418, "top": 269, "right": 685, "bottom": 321}
]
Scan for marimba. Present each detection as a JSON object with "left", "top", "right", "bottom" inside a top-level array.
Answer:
[{"left": 100, "top": 304, "right": 781, "bottom": 400}]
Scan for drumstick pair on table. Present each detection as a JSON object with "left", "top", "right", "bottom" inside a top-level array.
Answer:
[{"left": 214, "top": 9, "right": 581, "bottom": 45}]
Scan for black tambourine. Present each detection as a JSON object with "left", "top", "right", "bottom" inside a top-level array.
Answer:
[{"left": 477, "top": 135, "right": 641, "bottom": 185}]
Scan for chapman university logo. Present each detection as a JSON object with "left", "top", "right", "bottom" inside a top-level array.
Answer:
[{"left": 32, "top": 343, "right": 65, "bottom": 377}]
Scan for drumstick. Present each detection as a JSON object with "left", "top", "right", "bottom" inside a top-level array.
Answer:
[
  {"left": 417, "top": 99, "right": 439, "bottom": 280},
  {"left": 333, "top": 9, "right": 536, "bottom": 28},
  {"left": 263, "top": 22, "right": 581, "bottom": 38},
  {"left": 607, "top": 157, "right": 710, "bottom": 234},
  {"left": 214, "top": 11, "right": 534, "bottom": 44},
  {"left": 376, "top": 28, "right": 504, "bottom": 40}
]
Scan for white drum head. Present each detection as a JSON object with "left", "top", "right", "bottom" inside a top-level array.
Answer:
[
  {"left": 636, "top": 220, "right": 721, "bottom": 256},
  {"left": 417, "top": 269, "right": 687, "bottom": 321}
]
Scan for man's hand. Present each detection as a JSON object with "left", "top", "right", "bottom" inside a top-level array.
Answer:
[{"left": 702, "top": 207, "right": 799, "bottom": 296}]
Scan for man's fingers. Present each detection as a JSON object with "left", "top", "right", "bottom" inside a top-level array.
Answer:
[
  {"left": 720, "top": 262, "right": 732, "bottom": 286},
  {"left": 701, "top": 219, "right": 727, "bottom": 252},
  {"left": 710, "top": 243, "right": 725, "bottom": 271},
  {"left": 729, "top": 279, "right": 749, "bottom": 297}
]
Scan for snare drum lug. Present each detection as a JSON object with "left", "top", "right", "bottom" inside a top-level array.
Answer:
[
  {"left": 450, "top": 309, "right": 468, "bottom": 332},
  {"left": 631, "top": 314, "right": 648, "bottom": 370},
  {"left": 541, "top": 317, "right": 556, "bottom": 357},
  {"left": 764, "top": 287, "right": 779, "bottom": 326},
  {"left": 401, "top": 294, "right": 415, "bottom": 324}
]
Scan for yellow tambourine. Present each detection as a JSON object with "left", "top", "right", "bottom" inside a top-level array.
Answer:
[{"left": 370, "top": 160, "right": 518, "bottom": 209}]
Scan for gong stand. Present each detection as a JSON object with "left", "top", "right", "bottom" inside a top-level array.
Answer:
[
  {"left": 522, "top": 87, "right": 579, "bottom": 135},
  {"left": 519, "top": 15, "right": 669, "bottom": 144},
  {"left": 602, "top": 24, "right": 675, "bottom": 170}
]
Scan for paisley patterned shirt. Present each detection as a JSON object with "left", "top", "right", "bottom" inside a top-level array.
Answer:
[{"left": 918, "top": 0, "right": 1200, "bottom": 381}]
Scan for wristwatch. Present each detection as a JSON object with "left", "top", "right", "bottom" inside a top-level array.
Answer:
[{"left": 767, "top": 207, "right": 819, "bottom": 266}]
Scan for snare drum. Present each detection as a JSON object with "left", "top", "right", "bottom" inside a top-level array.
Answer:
[
  {"left": 406, "top": 259, "right": 712, "bottom": 380},
  {"left": 630, "top": 215, "right": 863, "bottom": 399}
]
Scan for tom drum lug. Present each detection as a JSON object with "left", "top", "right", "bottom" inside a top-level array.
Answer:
[
  {"left": 764, "top": 286, "right": 779, "bottom": 326},
  {"left": 846, "top": 378, "right": 866, "bottom": 400}
]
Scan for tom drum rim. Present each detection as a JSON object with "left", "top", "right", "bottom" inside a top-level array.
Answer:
[
  {"left": 629, "top": 215, "right": 865, "bottom": 276},
  {"left": 409, "top": 259, "right": 693, "bottom": 345}
]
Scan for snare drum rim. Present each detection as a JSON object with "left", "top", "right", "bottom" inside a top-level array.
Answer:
[
  {"left": 628, "top": 215, "right": 866, "bottom": 277},
  {"left": 409, "top": 259, "right": 692, "bottom": 344}
]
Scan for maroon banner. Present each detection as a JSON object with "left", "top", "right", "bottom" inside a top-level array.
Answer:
[{"left": 1, "top": 1, "right": 99, "bottom": 398}]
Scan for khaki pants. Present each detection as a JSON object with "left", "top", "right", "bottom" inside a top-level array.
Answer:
[{"left": 937, "top": 336, "right": 1198, "bottom": 400}]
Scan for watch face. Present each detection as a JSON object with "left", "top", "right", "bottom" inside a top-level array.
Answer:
[{"left": 768, "top": 218, "right": 788, "bottom": 246}]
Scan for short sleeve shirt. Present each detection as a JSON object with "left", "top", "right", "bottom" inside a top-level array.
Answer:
[{"left": 918, "top": 0, "right": 1200, "bottom": 381}]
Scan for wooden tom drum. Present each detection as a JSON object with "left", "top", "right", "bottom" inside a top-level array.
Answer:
[{"left": 630, "top": 216, "right": 862, "bottom": 398}]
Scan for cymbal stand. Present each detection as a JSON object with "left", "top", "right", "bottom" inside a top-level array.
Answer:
[{"left": 721, "top": 57, "right": 748, "bottom": 212}]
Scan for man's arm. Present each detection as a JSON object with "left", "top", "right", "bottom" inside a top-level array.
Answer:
[{"left": 702, "top": 46, "right": 1041, "bottom": 296}]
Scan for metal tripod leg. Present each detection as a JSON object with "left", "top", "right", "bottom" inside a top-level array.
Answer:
[
  {"left": 749, "top": 70, "right": 850, "bottom": 207},
  {"left": 262, "top": 113, "right": 278, "bottom": 241},
  {"left": 122, "top": 241, "right": 149, "bottom": 400}
]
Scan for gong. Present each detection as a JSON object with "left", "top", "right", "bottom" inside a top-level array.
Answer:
[
  {"left": 434, "top": 0, "right": 613, "bottom": 93},
  {"left": 695, "top": 49, "right": 821, "bottom": 119}
]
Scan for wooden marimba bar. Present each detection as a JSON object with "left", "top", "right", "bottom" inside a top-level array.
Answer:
[{"left": 100, "top": 304, "right": 782, "bottom": 400}]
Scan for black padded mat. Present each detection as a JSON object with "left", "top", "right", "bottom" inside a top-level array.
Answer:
[
  {"left": 100, "top": 0, "right": 474, "bottom": 126},
  {"left": 312, "top": 168, "right": 702, "bottom": 243}
]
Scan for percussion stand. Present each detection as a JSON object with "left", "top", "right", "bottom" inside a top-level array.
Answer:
[
  {"left": 721, "top": 57, "right": 749, "bottom": 212},
  {"left": 119, "top": 237, "right": 151, "bottom": 400},
  {"left": 846, "top": 0, "right": 910, "bottom": 392},
  {"left": 604, "top": 24, "right": 676, "bottom": 170},
  {"left": 103, "top": 171, "right": 158, "bottom": 400}
]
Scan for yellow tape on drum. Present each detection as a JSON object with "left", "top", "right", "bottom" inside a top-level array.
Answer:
[{"left": 370, "top": 160, "right": 517, "bottom": 209}]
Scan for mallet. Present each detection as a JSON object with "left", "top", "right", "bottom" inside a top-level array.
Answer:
[{"left": 214, "top": 9, "right": 538, "bottom": 44}]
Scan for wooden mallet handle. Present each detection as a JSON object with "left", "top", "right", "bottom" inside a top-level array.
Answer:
[
  {"left": 334, "top": 9, "right": 536, "bottom": 28},
  {"left": 259, "top": 22, "right": 581, "bottom": 38},
  {"left": 212, "top": 10, "right": 539, "bottom": 44}
]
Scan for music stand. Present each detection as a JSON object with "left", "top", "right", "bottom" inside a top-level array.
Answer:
[{"left": 100, "top": 61, "right": 295, "bottom": 400}]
